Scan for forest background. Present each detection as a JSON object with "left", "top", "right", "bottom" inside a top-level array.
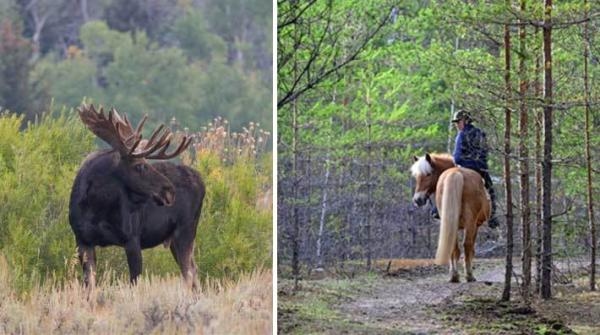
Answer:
[
  {"left": 277, "top": 0, "right": 600, "bottom": 301},
  {"left": 0, "top": 0, "right": 272, "bottom": 130}
]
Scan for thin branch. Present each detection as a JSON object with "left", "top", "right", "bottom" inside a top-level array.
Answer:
[
  {"left": 278, "top": 0, "right": 319, "bottom": 30},
  {"left": 278, "top": 7, "right": 392, "bottom": 108}
]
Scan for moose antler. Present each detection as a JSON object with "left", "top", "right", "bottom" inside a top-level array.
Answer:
[
  {"left": 78, "top": 104, "right": 192, "bottom": 159},
  {"left": 112, "top": 109, "right": 192, "bottom": 159}
]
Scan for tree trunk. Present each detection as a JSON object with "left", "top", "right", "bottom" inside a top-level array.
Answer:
[
  {"left": 540, "top": 0, "right": 554, "bottom": 300},
  {"left": 29, "top": 6, "right": 48, "bottom": 60},
  {"left": 519, "top": 0, "right": 531, "bottom": 304},
  {"left": 502, "top": 0, "right": 514, "bottom": 302},
  {"left": 366, "top": 95, "right": 373, "bottom": 270},
  {"left": 80, "top": 0, "right": 90, "bottom": 22},
  {"left": 292, "top": 96, "right": 300, "bottom": 289},
  {"left": 305, "top": 151, "right": 313, "bottom": 268},
  {"left": 583, "top": 0, "right": 596, "bottom": 292},
  {"left": 316, "top": 153, "right": 331, "bottom": 269},
  {"left": 292, "top": 9, "right": 301, "bottom": 289},
  {"left": 448, "top": 37, "right": 459, "bottom": 153},
  {"left": 534, "top": 26, "right": 543, "bottom": 295}
]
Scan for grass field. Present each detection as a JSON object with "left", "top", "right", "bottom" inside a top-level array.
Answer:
[{"left": 0, "top": 257, "right": 272, "bottom": 334}]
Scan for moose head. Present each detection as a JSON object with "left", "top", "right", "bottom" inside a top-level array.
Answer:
[{"left": 77, "top": 104, "right": 192, "bottom": 207}]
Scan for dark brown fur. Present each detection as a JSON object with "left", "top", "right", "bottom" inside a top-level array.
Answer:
[{"left": 69, "top": 150, "right": 205, "bottom": 289}]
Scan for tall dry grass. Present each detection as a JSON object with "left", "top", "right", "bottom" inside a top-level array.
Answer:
[{"left": 0, "top": 256, "right": 272, "bottom": 334}]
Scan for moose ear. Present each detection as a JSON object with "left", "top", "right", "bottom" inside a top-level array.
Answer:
[{"left": 413, "top": 156, "right": 419, "bottom": 162}]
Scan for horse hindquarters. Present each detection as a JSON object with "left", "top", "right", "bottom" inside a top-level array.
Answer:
[{"left": 435, "top": 171, "right": 464, "bottom": 266}]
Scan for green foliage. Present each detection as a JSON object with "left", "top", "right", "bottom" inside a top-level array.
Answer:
[
  {"left": 278, "top": 0, "right": 600, "bottom": 274},
  {"left": 0, "top": 20, "right": 36, "bottom": 117},
  {"left": 0, "top": 112, "right": 21, "bottom": 172},
  {"left": 205, "top": 0, "right": 272, "bottom": 71},
  {"left": 32, "top": 55, "right": 102, "bottom": 109},
  {"left": 0, "top": 109, "right": 271, "bottom": 292},
  {"left": 32, "top": 20, "right": 271, "bottom": 131},
  {"left": 0, "top": 0, "right": 19, "bottom": 25},
  {"left": 80, "top": 20, "right": 129, "bottom": 64},
  {"left": 103, "top": 30, "right": 199, "bottom": 126},
  {"left": 0, "top": 1, "right": 272, "bottom": 132},
  {"left": 172, "top": 9, "right": 227, "bottom": 62},
  {"left": 0, "top": 109, "right": 94, "bottom": 292},
  {"left": 195, "top": 152, "right": 272, "bottom": 278},
  {"left": 102, "top": 0, "right": 176, "bottom": 38},
  {"left": 196, "top": 61, "right": 272, "bottom": 129}
]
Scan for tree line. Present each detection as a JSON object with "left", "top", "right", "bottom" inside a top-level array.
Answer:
[
  {"left": 277, "top": 0, "right": 600, "bottom": 303},
  {"left": 0, "top": 0, "right": 272, "bottom": 130}
]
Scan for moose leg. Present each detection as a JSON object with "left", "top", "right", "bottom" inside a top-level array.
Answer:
[
  {"left": 464, "top": 228, "right": 477, "bottom": 282},
  {"left": 449, "top": 240, "right": 460, "bottom": 283},
  {"left": 189, "top": 257, "right": 199, "bottom": 291},
  {"left": 125, "top": 239, "right": 143, "bottom": 284},
  {"left": 78, "top": 245, "right": 97, "bottom": 289},
  {"left": 182, "top": 245, "right": 196, "bottom": 289},
  {"left": 170, "top": 239, "right": 199, "bottom": 291}
]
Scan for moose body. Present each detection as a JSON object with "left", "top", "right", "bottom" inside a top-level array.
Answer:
[
  {"left": 141, "top": 161, "right": 204, "bottom": 287},
  {"left": 69, "top": 105, "right": 203, "bottom": 290}
]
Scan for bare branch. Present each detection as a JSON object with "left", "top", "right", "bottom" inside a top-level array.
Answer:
[{"left": 278, "top": 4, "right": 393, "bottom": 108}]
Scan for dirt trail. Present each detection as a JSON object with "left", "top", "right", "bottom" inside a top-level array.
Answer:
[
  {"left": 338, "top": 260, "right": 507, "bottom": 334},
  {"left": 279, "top": 258, "right": 599, "bottom": 334}
]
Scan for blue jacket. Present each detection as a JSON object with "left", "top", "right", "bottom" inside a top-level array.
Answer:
[{"left": 453, "top": 123, "right": 488, "bottom": 171}]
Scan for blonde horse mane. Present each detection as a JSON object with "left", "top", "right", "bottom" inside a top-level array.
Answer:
[{"left": 410, "top": 153, "right": 455, "bottom": 177}]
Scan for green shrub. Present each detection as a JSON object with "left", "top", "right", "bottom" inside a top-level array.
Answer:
[
  {"left": 195, "top": 151, "right": 272, "bottom": 278},
  {"left": 0, "top": 109, "right": 94, "bottom": 292},
  {"left": 0, "top": 110, "right": 272, "bottom": 292}
]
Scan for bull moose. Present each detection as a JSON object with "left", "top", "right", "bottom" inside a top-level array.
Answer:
[{"left": 69, "top": 104, "right": 205, "bottom": 290}]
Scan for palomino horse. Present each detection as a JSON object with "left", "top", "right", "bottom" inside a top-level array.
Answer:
[{"left": 410, "top": 153, "right": 491, "bottom": 282}]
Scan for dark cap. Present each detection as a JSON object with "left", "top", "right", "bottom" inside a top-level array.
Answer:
[{"left": 451, "top": 110, "right": 472, "bottom": 123}]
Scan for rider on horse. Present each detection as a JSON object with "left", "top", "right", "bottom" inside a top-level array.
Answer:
[{"left": 432, "top": 110, "right": 500, "bottom": 229}]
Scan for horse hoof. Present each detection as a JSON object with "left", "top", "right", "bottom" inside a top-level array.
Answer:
[
  {"left": 450, "top": 276, "right": 460, "bottom": 283},
  {"left": 467, "top": 276, "right": 477, "bottom": 282}
]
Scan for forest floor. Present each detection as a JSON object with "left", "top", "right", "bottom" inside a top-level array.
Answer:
[{"left": 278, "top": 258, "right": 600, "bottom": 334}]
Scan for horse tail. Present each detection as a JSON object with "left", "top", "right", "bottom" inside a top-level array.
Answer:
[{"left": 435, "top": 171, "right": 464, "bottom": 265}]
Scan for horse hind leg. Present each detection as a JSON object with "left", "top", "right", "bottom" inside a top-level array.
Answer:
[
  {"left": 464, "top": 228, "right": 478, "bottom": 282},
  {"left": 450, "top": 240, "right": 460, "bottom": 283}
]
